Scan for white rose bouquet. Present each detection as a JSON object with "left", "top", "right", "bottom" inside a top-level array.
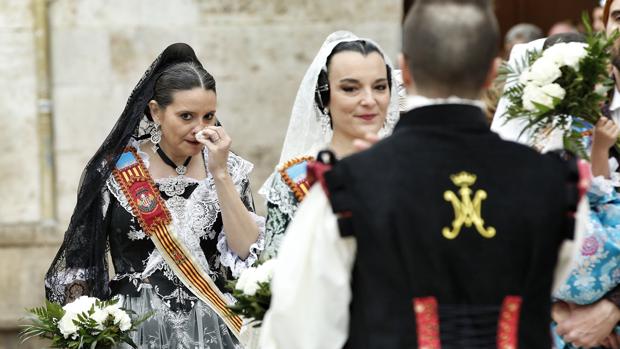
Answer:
[
  {"left": 499, "top": 16, "right": 619, "bottom": 158},
  {"left": 227, "top": 259, "right": 276, "bottom": 327},
  {"left": 20, "top": 296, "right": 151, "bottom": 348}
]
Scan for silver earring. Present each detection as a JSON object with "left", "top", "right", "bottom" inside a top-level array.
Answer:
[{"left": 150, "top": 124, "right": 162, "bottom": 144}]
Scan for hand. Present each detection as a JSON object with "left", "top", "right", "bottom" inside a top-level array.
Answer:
[
  {"left": 552, "top": 301, "right": 571, "bottom": 324},
  {"left": 196, "top": 126, "right": 231, "bottom": 178},
  {"left": 556, "top": 299, "right": 620, "bottom": 348},
  {"left": 601, "top": 334, "right": 620, "bottom": 349},
  {"left": 352, "top": 133, "right": 380, "bottom": 152},
  {"left": 592, "top": 117, "right": 620, "bottom": 152}
]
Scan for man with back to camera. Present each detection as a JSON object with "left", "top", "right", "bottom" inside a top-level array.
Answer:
[{"left": 260, "top": 1, "right": 585, "bottom": 348}]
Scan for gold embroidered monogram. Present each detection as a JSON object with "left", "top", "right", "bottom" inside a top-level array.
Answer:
[{"left": 442, "top": 171, "right": 496, "bottom": 240}]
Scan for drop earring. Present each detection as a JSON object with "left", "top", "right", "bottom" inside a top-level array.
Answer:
[{"left": 150, "top": 123, "right": 162, "bottom": 144}]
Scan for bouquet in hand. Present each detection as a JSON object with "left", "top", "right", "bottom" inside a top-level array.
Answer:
[
  {"left": 227, "top": 259, "right": 276, "bottom": 327},
  {"left": 20, "top": 296, "right": 151, "bottom": 349},
  {"left": 499, "top": 15, "right": 620, "bottom": 158}
]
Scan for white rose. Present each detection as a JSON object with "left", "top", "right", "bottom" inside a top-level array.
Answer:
[
  {"left": 63, "top": 296, "right": 97, "bottom": 315},
  {"left": 540, "top": 83, "right": 566, "bottom": 101},
  {"left": 257, "top": 260, "right": 276, "bottom": 282},
  {"left": 544, "top": 42, "right": 588, "bottom": 69},
  {"left": 527, "top": 57, "right": 562, "bottom": 86},
  {"left": 91, "top": 307, "right": 110, "bottom": 330},
  {"left": 562, "top": 42, "right": 587, "bottom": 69},
  {"left": 235, "top": 267, "right": 255, "bottom": 291},
  {"left": 242, "top": 273, "right": 260, "bottom": 296},
  {"left": 110, "top": 308, "right": 132, "bottom": 332},
  {"left": 522, "top": 84, "right": 554, "bottom": 111},
  {"left": 58, "top": 312, "right": 79, "bottom": 339},
  {"left": 253, "top": 267, "right": 270, "bottom": 284}
]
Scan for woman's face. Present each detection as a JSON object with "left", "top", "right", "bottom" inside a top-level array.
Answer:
[
  {"left": 327, "top": 50, "right": 390, "bottom": 142},
  {"left": 150, "top": 87, "right": 217, "bottom": 158}
]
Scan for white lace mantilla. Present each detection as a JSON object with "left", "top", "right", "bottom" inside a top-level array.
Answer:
[
  {"left": 259, "top": 171, "right": 301, "bottom": 219},
  {"left": 106, "top": 139, "right": 265, "bottom": 280}
]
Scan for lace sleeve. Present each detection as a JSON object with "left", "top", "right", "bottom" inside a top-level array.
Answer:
[
  {"left": 216, "top": 169, "right": 266, "bottom": 278},
  {"left": 217, "top": 211, "right": 266, "bottom": 278}
]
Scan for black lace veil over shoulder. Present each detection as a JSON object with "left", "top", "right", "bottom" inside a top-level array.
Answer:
[{"left": 45, "top": 43, "right": 203, "bottom": 304}]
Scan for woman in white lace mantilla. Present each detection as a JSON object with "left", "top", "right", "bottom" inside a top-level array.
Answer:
[
  {"left": 45, "top": 43, "right": 265, "bottom": 349},
  {"left": 259, "top": 31, "right": 404, "bottom": 261}
]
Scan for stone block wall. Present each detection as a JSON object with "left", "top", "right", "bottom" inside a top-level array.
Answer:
[{"left": 0, "top": 1, "right": 401, "bottom": 347}]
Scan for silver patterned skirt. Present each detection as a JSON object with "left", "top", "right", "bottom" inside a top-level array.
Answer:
[{"left": 116, "top": 284, "right": 243, "bottom": 349}]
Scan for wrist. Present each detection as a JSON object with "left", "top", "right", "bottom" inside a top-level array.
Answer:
[{"left": 211, "top": 169, "right": 230, "bottom": 181}]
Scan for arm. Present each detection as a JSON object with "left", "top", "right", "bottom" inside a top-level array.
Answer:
[
  {"left": 591, "top": 117, "right": 620, "bottom": 179},
  {"left": 259, "top": 186, "right": 356, "bottom": 349},
  {"left": 200, "top": 126, "right": 259, "bottom": 259}
]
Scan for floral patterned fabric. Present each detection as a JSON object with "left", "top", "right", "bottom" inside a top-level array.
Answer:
[{"left": 554, "top": 166, "right": 620, "bottom": 304}]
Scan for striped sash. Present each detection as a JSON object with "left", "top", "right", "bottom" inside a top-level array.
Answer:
[{"left": 112, "top": 147, "right": 243, "bottom": 337}]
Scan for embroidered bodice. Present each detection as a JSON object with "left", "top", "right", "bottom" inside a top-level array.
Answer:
[{"left": 104, "top": 140, "right": 265, "bottom": 312}]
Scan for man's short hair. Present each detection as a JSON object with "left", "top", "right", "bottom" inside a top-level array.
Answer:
[
  {"left": 605, "top": 0, "right": 614, "bottom": 27},
  {"left": 505, "top": 23, "right": 543, "bottom": 45},
  {"left": 402, "top": 0, "right": 499, "bottom": 97}
]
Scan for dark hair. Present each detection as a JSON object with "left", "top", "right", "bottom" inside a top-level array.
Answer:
[
  {"left": 402, "top": 0, "right": 499, "bottom": 98},
  {"left": 147, "top": 62, "right": 216, "bottom": 118},
  {"left": 543, "top": 32, "right": 587, "bottom": 50},
  {"left": 315, "top": 40, "right": 392, "bottom": 113}
]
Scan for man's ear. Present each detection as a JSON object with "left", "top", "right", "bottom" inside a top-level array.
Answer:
[
  {"left": 482, "top": 57, "right": 501, "bottom": 90},
  {"left": 148, "top": 100, "right": 161, "bottom": 124},
  {"left": 398, "top": 53, "right": 413, "bottom": 88}
]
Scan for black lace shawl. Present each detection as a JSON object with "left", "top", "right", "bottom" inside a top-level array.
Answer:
[{"left": 45, "top": 43, "right": 203, "bottom": 304}]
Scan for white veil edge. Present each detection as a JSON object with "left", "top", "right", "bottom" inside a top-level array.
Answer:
[{"left": 277, "top": 30, "right": 403, "bottom": 166}]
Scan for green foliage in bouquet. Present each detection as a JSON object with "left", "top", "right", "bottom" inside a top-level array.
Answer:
[
  {"left": 498, "top": 13, "right": 620, "bottom": 159},
  {"left": 226, "top": 259, "right": 275, "bottom": 327},
  {"left": 20, "top": 297, "right": 152, "bottom": 349},
  {"left": 227, "top": 280, "right": 271, "bottom": 327}
]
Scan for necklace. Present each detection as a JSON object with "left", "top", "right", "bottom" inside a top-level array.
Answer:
[{"left": 155, "top": 145, "right": 192, "bottom": 175}]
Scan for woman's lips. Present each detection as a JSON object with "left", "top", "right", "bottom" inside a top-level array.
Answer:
[{"left": 355, "top": 113, "right": 377, "bottom": 121}]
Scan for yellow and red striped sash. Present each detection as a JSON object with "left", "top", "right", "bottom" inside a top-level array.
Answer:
[{"left": 112, "top": 147, "right": 243, "bottom": 337}]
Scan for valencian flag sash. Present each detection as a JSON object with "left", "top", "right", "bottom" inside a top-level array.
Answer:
[{"left": 112, "top": 147, "right": 243, "bottom": 337}]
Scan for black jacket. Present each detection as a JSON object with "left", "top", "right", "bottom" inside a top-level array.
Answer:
[{"left": 325, "top": 104, "right": 578, "bottom": 349}]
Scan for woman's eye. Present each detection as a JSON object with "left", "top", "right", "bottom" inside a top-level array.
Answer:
[
  {"left": 180, "top": 113, "right": 192, "bottom": 120},
  {"left": 374, "top": 84, "right": 388, "bottom": 91},
  {"left": 204, "top": 113, "right": 215, "bottom": 121},
  {"left": 342, "top": 86, "right": 358, "bottom": 93}
]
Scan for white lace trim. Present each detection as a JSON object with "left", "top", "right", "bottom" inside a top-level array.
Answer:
[
  {"left": 106, "top": 138, "right": 263, "bottom": 281},
  {"left": 259, "top": 171, "right": 299, "bottom": 219},
  {"left": 45, "top": 268, "right": 89, "bottom": 303},
  {"left": 217, "top": 212, "right": 266, "bottom": 278},
  {"left": 590, "top": 158, "right": 620, "bottom": 197}
]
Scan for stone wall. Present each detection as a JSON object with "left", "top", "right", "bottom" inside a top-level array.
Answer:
[{"left": 0, "top": 0, "right": 401, "bottom": 347}]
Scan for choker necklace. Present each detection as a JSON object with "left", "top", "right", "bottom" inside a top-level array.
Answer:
[{"left": 155, "top": 145, "right": 191, "bottom": 175}]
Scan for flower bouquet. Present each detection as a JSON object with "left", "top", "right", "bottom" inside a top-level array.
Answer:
[
  {"left": 499, "top": 15, "right": 620, "bottom": 158},
  {"left": 20, "top": 296, "right": 151, "bottom": 349},
  {"left": 227, "top": 259, "right": 276, "bottom": 327}
]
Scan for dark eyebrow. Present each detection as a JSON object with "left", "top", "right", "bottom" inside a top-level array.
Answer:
[
  {"left": 338, "top": 78, "right": 360, "bottom": 84},
  {"left": 374, "top": 78, "right": 389, "bottom": 83}
]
